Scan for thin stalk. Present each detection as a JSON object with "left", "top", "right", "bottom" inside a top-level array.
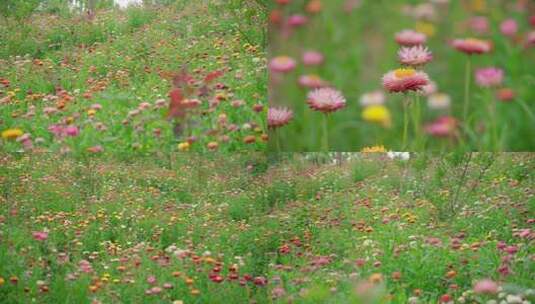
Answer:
[
  {"left": 402, "top": 95, "right": 410, "bottom": 150},
  {"left": 411, "top": 93, "right": 421, "bottom": 150},
  {"left": 463, "top": 56, "right": 472, "bottom": 123},
  {"left": 322, "top": 114, "right": 329, "bottom": 152}
]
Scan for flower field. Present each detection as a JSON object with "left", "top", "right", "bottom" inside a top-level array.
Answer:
[
  {"left": 0, "top": 0, "right": 267, "bottom": 155},
  {"left": 1, "top": 152, "right": 534, "bottom": 303},
  {"left": 268, "top": 0, "right": 535, "bottom": 152}
]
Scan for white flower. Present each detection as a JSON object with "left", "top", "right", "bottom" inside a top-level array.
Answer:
[{"left": 359, "top": 90, "right": 385, "bottom": 107}]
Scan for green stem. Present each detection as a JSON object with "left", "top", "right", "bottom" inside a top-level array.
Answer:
[
  {"left": 463, "top": 57, "right": 472, "bottom": 123},
  {"left": 275, "top": 128, "right": 281, "bottom": 153},
  {"left": 322, "top": 114, "right": 329, "bottom": 152},
  {"left": 411, "top": 93, "right": 421, "bottom": 150},
  {"left": 402, "top": 95, "right": 410, "bottom": 150}
]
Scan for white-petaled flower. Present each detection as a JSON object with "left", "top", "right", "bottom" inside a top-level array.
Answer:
[{"left": 398, "top": 45, "right": 433, "bottom": 66}]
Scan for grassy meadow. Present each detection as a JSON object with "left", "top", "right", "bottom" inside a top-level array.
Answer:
[
  {"left": 0, "top": 0, "right": 267, "bottom": 155},
  {"left": 0, "top": 152, "right": 533, "bottom": 303},
  {"left": 268, "top": 0, "right": 535, "bottom": 152}
]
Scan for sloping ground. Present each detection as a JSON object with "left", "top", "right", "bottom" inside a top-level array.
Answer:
[
  {"left": 0, "top": 0, "right": 267, "bottom": 154},
  {"left": 0, "top": 153, "right": 533, "bottom": 303}
]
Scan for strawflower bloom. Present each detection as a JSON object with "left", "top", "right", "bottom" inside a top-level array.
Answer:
[
  {"left": 307, "top": 88, "right": 346, "bottom": 113},
  {"left": 473, "top": 279, "right": 499, "bottom": 294},
  {"left": 500, "top": 19, "right": 518, "bottom": 37},
  {"left": 475, "top": 67, "right": 504, "bottom": 88},
  {"left": 32, "top": 231, "right": 48, "bottom": 241},
  {"left": 425, "top": 116, "right": 458, "bottom": 137},
  {"left": 269, "top": 56, "right": 297, "bottom": 73},
  {"left": 362, "top": 105, "right": 391, "bottom": 128},
  {"left": 398, "top": 45, "right": 433, "bottom": 66},
  {"left": 452, "top": 38, "right": 491, "bottom": 55},
  {"left": 395, "top": 30, "right": 427, "bottom": 46},
  {"left": 427, "top": 93, "right": 451, "bottom": 110},
  {"left": 302, "top": 51, "right": 324, "bottom": 66},
  {"left": 298, "top": 74, "right": 327, "bottom": 88},
  {"left": 382, "top": 68, "right": 429, "bottom": 93},
  {"left": 268, "top": 107, "right": 293, "bottom": 128}
]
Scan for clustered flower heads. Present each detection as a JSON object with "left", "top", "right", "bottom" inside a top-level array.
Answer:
[{"left": 306, "top": 88, "right": 346, "bottom": 113}]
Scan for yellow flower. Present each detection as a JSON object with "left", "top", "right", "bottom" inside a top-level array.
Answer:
[
  {"left": 361, "top": 145, "right": 386, "bottom": 153},
  {"left": 0, "top": 277, "right": 4, "bottom": 286},
  {"left": 394, "top": 68, "right": 416, "bottom": 78},
  {"left": 415, "top": 21, "right": 436, "bottom": 37},
  {"left": 362, "top": 105, "right": 391, "bottom": 128},
  {"left": 1, "top": 128, "right": 23, "bottom": 140},
  {"left": 87, "top": 109, "right": 96, "bottom": 116},
  {"left": 470, "top": 0, "right": 486, "bottom": 12},
  {"left": 178, "top": 142, "right": 190, "bottom": 151}
]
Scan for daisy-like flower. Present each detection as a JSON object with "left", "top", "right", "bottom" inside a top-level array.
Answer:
[
  {"left": 473, "top": 279, "right": 499, "bottom": 294},
  {"left": 398, "top": 45, "right": 433, "bottom": 66},
  {"left": 427, "top": 93, "right": 451, "bottom": 110},
  {"left": 452, "top": 38, "right": 491, "bottom": 55},
  {"left": 382, "top": 68, "right": 429, "bottom": 93},
  {"left": 306, "top": 88, "right": 346, "bottom": 113},
  {"left": 269, "top": 56, "right": 297, "bottom": 73},
  {"left": 362, "top": 105, "right": 391, "bottom": 128},
  {"left": 395, "top": 30, "right": 427, "bottom": 46},
  {"left": 268, "top": 107, "right": 293, "bottom": 128},
  {"left": 500, "top": 19, "right": 518, "bottom": 37},
  {"left": 475, "top": 67, "right": 504, "bottom": 87},
  {"left": 359, "top": 90, "right": 385, "bottom": 107},
  {"left": 298, "top": 74, "right": 328, "bottom": 88}
]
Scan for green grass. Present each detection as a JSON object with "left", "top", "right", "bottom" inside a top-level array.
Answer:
[
  {"left": 0, "top": 152, "right": 533, "bottom": 303},
  {"left": 268, "top": 0, "right": 535, "bottom": 151}
]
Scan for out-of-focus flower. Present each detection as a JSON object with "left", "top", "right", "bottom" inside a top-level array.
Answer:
[
  {"left": 395, "top": 30, "right": 427, "bottom": 46},
  {"left": 496, "top": 88, "right": 515, "bottom": 102},
  {"left": 1, "top": 128, "right": 23, "bottom": 140},
  {"left": 452, "top": 38, "right": 491, "bottom": 54},
  {"left": 470, "top": 16, "right": 489, "bottom": 35},
  {"left": 421, "top": 80, "right": 438, "bottom": 96},
  {"left": 500, "top": 19, "right": 518, "bottom": 37},
  {"left": 268, "top": 107, "right": 293, "bottom": 128},
  {"left": 387, "top": 151, "right": 410, "bottom": 160},
  {"left": 298, "top": 74, "right": 327, "bottom": 88},
  {"left": 382, "top": 68, "right": 429, "bottom": 93},
  {"left": 32, "top": 231, "right": 48, "bottom": 241},
  {"left": 398, "top": 45, "right": 433, "bottom": 66},
  {"left": 525, "top": 31, "right": 535, "bottom": 46},
  {"left": 269, "top": 56, "right": 297, "bottom": 73},
  {"left": 473, "top": 279, "right": 499, "bottom": 294},
  {"left": 87, "top": 145, "right": 103, "bottom": 153},
  {"left": 361, "top": 145, "right": 386, "bottom": 152},
  {"left": 362, "top": 105, "right": 391, "bottom": 128},
  {"left": 306, "top": 88, "right": 346, "bottom": 113},
  {"left": 475, "top": 67, "right": 504, "bottom": 87},
  {"left": 302, "top": 51, "right": 324, "bottom": 66},
  {"left": 287, "top": 14, "right": 307, "bottom": 27},
  {"left": 425, "top": 116, "right": 458, "bottom": 137},
  {"left": 427, "top": 93, "right": 451, "bottom": 110},
  {"left": 359, "top": 91, "right": 385, "bottom": 107}
]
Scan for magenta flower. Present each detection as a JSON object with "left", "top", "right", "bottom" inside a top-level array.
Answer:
[
  {"left": 269, "top": 56, "right": 297, "bottom": 73},
  {"left": 32, "top": 231, "right": 48, "bottom": 241},
  {"left": 268, "top": 107, "right": 293, "bottom": 129},
  {"left": 398, "top": 45, "right": 433, "bottom": 66},
  {"left": 395, "top": 30, "right": 427, "bottom": 46},
  {"left": 298, "top": 74, "right": 327, "bottom": 89},
  {"left": 287, "top": 14, "right": 308, "bottom": 27},
  {"left": 382, "top": 68, "right": 429, "bottom": 93},
  {"left": 470, "top": 16, "right": 490, "bottom": 35},
  {"left": 475, "top": 67, "right": 504, "bottom": 88},
  {"left": 302, "top": 51, "right": 324, "bottom": 66},
  {"left": 65, "top": 126, "right": 79, "bottom": 137},
  {"left": 306, "top": 88, "right": 346, "bottom": 113}
]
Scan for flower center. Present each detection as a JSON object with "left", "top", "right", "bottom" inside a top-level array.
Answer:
[{"left": 394, "top": 68, "right": 416, "bottom": 78}]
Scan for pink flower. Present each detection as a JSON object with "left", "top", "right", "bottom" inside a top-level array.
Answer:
[
  {"left": 90, "top": 103, "right": 102, "bottom": 110},
  {"left": 269, "top": 56, "right": 297, "bottom": 73},
  {"left": 382, "top": 68, "right": 429, "bottom": 93},
  {"left": 65, "top": 126, "right": 79, "bottom": 137},
  {"left": 452, "top": 38, "right": 491, "bottom": 55},
  {"left": 32, "top": 231, "right": 48, "bottom": 241},
  {"left": 425, "top": 116, "right": 458, "bottom": 137},
  {"left": 470, "top": 16, "right": 489, "bottom": 35},
  {"left": 398, "top": 45, "right": 433, "bottom": 66},
  {"left": 306, "top": 88, "right": 346, "bottom": 113},
  {"left": 475, "top": 67, "right": 504, "bottom": 88},
  {"left": 500, "top": 19, "right": 518, "bottom": 37},
  {"left": 287, "top": 14, "right": 308, "bottom": 27},
  {"left": 473, "top": 279, "right": 499, "bottom": 294},
  {"left": 526, "top": 31, "right": 535, "bottom": 46},
  {"left": 298, "top": 74, "right": 327, "bottom": 88},
  {"left": 395, "top": 30, "right": 427, "bottom": 46},
  {"left": 78, "top": 260, "right": 93, "bottom": 273},
  {"left": 268, "top": 107, "right": 293, "bottom": 128},
  {"left": 302, "top": 51, "right": 324, "bottom": 66},
  {"left": 147, "top": 275, "right": 157, "bottom": 284}
]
